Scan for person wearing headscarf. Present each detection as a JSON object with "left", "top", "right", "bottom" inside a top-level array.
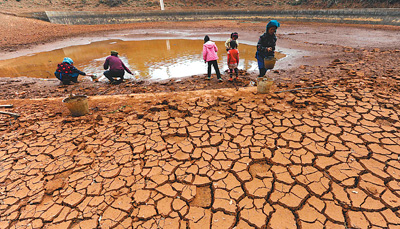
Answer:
[
  {"left": 255, "top": 20, "right": 280, "bottom": 78},
  {"left": 103, "top": 50, "right": 133, "bottom": 84},
  {"left": 54, "top": 57, "right": 86, "bottom": 85}
]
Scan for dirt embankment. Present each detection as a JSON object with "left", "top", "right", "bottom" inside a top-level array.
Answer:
[
  {"left": 1, "top": 0, "right": 399, "bottom": 15},
  {"left": 0, "top": 12, "right": 399, "bottom": 101}
]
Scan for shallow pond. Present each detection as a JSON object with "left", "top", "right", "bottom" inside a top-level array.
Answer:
[{"left": 0, "top": 39, "right": 285, "bottom": 81}]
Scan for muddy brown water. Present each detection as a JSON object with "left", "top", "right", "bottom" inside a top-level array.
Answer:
[{"left": 0, "top": 39, "right": 285, "bottom": 81}]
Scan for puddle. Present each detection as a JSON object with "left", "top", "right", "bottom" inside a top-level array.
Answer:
[{"left": 0, "top": 39, "right": 285, "bottom": 81}]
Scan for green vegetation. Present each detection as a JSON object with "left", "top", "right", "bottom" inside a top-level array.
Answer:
[
  {"left": 326, "top": 0, "right": 398, "bottom": 7},
  {"left": 99, "top": 0, "right": 128, "bottom": 7},
  {"left": 1, "top": 0, "right": 398, "bottom": 9},
  {"left": 145, "top": 1, "right": 155, "bottom": 7},
  {"left": 285, "top": 0, "right": 399, "bottom": 7}
]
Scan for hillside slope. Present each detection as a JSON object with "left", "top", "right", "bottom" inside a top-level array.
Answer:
[{"left": 1, "top": 0, "right": 399, "bottom": 14}]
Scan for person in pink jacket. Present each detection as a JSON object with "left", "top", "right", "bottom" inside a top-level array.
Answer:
[{"left": 202, "top": 35, "right": 222, "bottom": 81}]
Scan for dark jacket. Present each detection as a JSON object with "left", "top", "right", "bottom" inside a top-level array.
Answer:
[{"left": 256, "top": 32, "right": 277, "bottom": 58}]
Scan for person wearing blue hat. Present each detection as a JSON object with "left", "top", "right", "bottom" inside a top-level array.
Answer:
[
  {"left": 54, "top": 57, "right": 86, "bottom": 85},
  {"left": 255, "top": 20, "right": 280, "bottom": 78}
]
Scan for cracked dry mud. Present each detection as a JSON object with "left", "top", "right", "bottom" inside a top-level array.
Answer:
[
  {"left": 1, "top": 49, "right": 400, "bottom": 229},
  {"left": 1, "top": 16, "right": 400, "bottom": 228}
]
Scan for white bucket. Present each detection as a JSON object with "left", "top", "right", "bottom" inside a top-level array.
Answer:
[{"left": 257, "top": 77, "right": 274, "bottom": 94}]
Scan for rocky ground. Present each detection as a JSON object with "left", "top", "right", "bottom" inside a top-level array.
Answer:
[
  {"left": 1, "top": 8, "right": 400, "bottom": 229},
  {"left": 1, "top": 61, "right": 400, "bottom": 228}
]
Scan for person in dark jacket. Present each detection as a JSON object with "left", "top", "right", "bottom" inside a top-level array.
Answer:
[
  {"left": 54, "top": 57, "right": 86, "bottom": 85},
  {"left": 255, "top": 20, "right": 280, "bottom": 78},
  {"left": 103, "top": 50, "right": 133, "bottom": 84}
]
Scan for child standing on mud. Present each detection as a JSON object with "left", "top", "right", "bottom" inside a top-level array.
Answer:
[
  {"left": 227, "top": 40, "right": 239, "bottom": 81},
  {"left": 203, "top": 35, "right": 222, "bottom": 81}
]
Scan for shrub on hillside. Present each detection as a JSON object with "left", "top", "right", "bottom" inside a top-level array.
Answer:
[
  {"left": 323, "top": 0, "right": 399, "bottom": 7},
  {"left": 100, "top": 0, "right": 125, "bottom": 7}
]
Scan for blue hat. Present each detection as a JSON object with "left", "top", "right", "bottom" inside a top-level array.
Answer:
[
  {"left": 63, "top": 57, "right": 73, "bottom": 65},
  {"left": 266, "top": 20, "right": 280, "bottom": 30}
]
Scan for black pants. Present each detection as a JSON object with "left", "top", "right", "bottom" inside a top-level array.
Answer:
[
  {"left": 55, "top": 72, "right": 79, "bottom": 85},
  {"left": 104, "top": 70, "right": 125, "bottom": 83},
  {"left": 229, "top": 68, "right": 239, "bottom": 78},
  {"left": 258, "top": 68, "right": 267, "bottom": 78},
  {"left": 207, "top": 60, "right": 221, "bottom": 79}
]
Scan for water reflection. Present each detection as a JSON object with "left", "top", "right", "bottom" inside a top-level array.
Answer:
[{"left": 0, "top": 39, "right": 285, "bottom": 80}]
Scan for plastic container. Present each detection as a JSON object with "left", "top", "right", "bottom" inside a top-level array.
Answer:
[
  {"left": 264, "top": 57, "right": 277, "bottom": 69},
  {"left": 62, "top": 95, "right": 89, "bottom": 116},
  {"left": 257, "top": 77, "right": 274, "bottom": 94},
  {"left": 91, "top": 74, "right": 99, "bottom": 82}
]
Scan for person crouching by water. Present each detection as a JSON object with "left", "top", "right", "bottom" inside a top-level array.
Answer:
[
  {"left": 255, "top": 20, "right": 280, "bottom": 78},
  {"left": 103, "top": 50, "right": 133, "bottom": 84},
  {"left": 54, "top": 57, "right": 86, "bottom": 85},
  {"left": 203, "top": 35, "right": 222, "bottom": 81}
]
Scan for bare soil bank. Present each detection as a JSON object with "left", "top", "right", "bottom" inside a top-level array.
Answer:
[
  {"left": 1, "top": 0, "right": 399, "bottom": 15},
  {"left": 0, "top": 13, "right": 399, "bottom": 101}
]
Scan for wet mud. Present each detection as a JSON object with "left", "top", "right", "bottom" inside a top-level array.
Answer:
[{"left": 1, "top": 13, "right": 400, "bottom": 229}]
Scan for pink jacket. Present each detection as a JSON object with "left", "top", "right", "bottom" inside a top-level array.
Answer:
[{"left": 203, "top": 41, "right": 219, "bottom": 62}]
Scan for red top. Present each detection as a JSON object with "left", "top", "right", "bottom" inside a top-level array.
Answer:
[{"left": 227, "top": 49, "right": 239, "bottom": 65}]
